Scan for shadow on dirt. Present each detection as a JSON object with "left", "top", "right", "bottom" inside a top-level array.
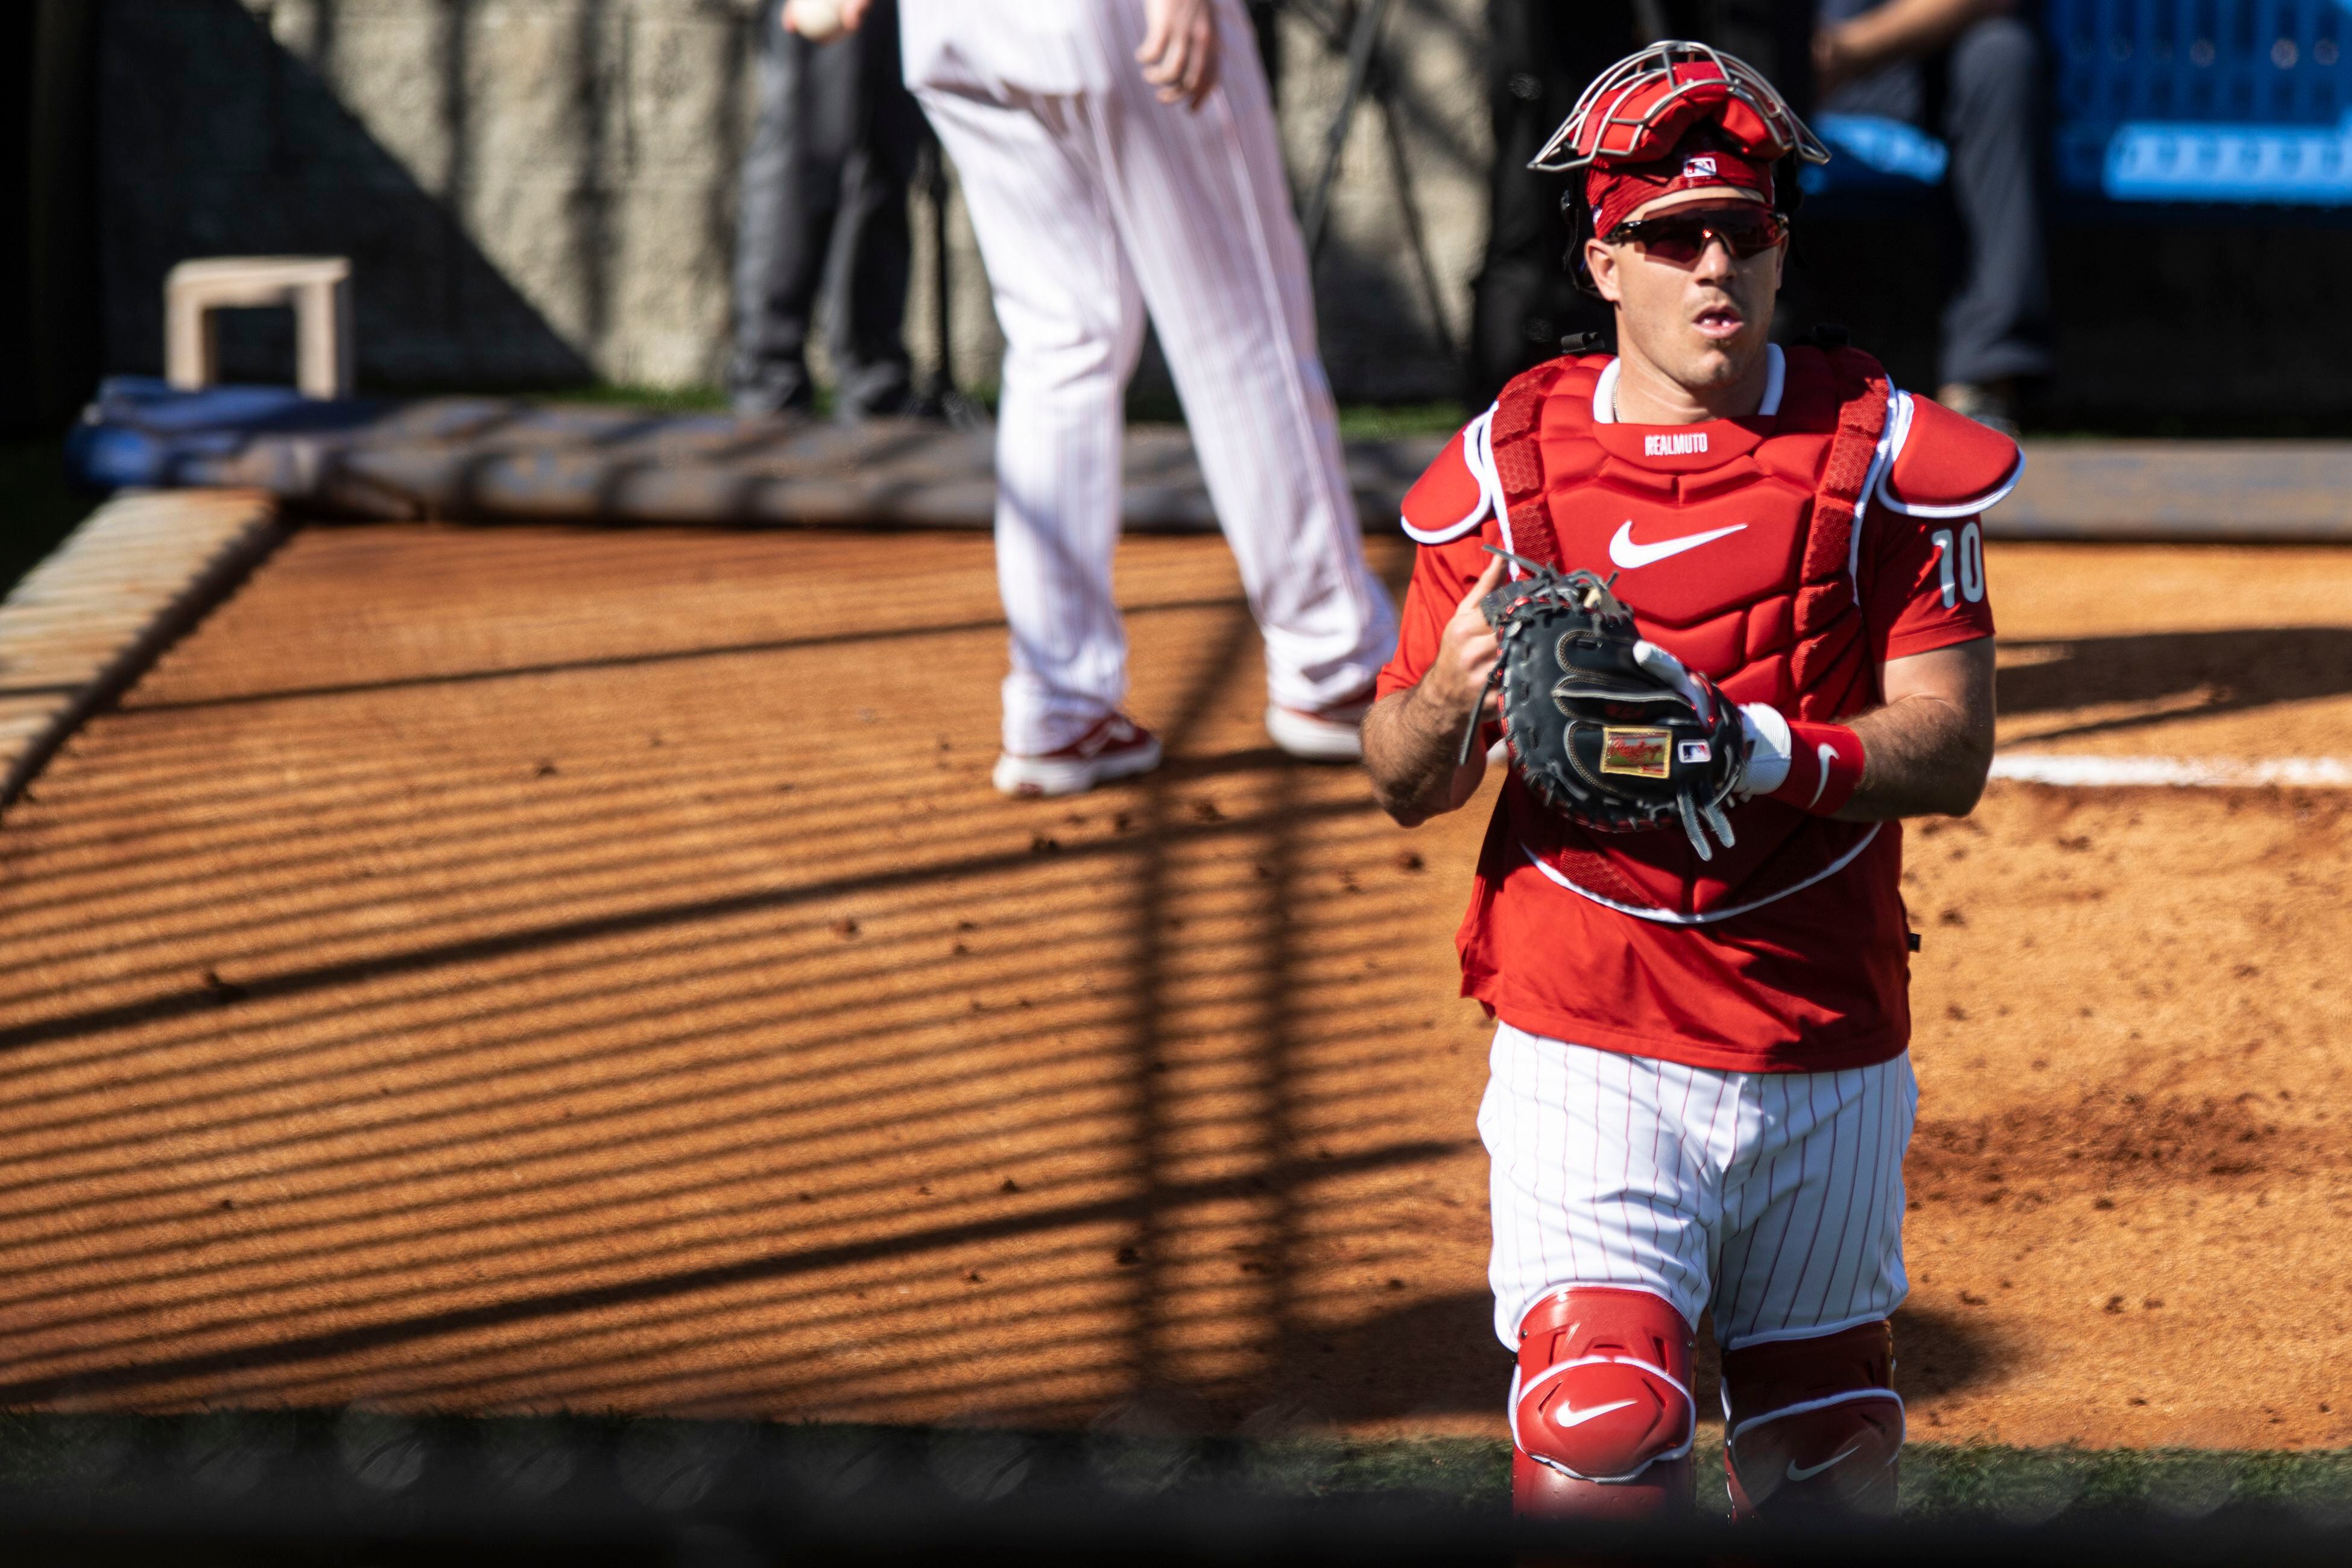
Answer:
[
  {"left": 1997, "top": 628, "right": 2352, "bottom": 744},
  {"left": 1888, "top": 1305, "right": 2005, "bottom": 1399},
  {"left": 1245, "top": 1292, "right": 2008, "bottom": 1427},
  {"left": 1257, "top": 1293, "right": 1505, "bottom": 1422}
]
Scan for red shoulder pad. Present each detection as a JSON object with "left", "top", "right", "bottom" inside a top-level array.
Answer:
[
  {"left": 1878, "top": 392, "right": 2023, "bottom": 517},
  {"left": 1400, "top": 412, "right": 1496, "bottom": 543}
]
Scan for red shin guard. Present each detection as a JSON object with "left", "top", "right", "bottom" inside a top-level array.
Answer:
[
  {"left": 1721, "top": 1320, "right": 1903, "bottom": 1517},
  {"left": 1510, "top": 1288, "right": 1695, "bottom": 1519}
]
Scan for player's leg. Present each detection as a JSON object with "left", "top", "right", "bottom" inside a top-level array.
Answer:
[
  {"left": 826, "top": 0, "right": 922, "bottom": 419},
  {"left": 913, "top": 85, "right": 1149, "bottom": 762},
  {"left": 1709, "top": 1054, "right": 1918, "bottom": 1517},
  {"left": 1720, "top": 1318, "right": 1902, "bottom": 1516},
  {"left": 730, "top": 1, "right": 857, "bottom": 415},
  {"left": 1510, "top": 1286, "right": 1696, "bottom": 1517},
  {"left": 1081, "top": 0, "right": 1397, "bottom": 730},
  {"left": 1935, "top": 16, "right": 2053, "bottom": 395},
  {"left": 1481, "top": 1024, "right": 1719, "bottom": 1517}
]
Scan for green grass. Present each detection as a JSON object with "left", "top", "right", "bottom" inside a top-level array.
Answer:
[
  {"left": 1894, "top": 1441, "right": 2352, "bottom": 1523},
  {"left": 1222, "top": 1432, "right": 2352, "bottom": 1519},
  {"left": 1230, "top": 1434, "right": 1510, "bottom": 1505},
  {"left": 1, "top": 1409, "right": 2345, "bottom": 1524},
  {"left": 1336, "top": 402, "right": 1470, "bottom": 441},
  {"left": 537, "top": 381, "right": 733, "bottom": 415},
  {"left": 0, "top": 438, "right": 101, "bottom": 599}
]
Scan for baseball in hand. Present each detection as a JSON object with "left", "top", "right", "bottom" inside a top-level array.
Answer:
[{"left": 785, "top": 0, "right": 844, "bottom": 43}]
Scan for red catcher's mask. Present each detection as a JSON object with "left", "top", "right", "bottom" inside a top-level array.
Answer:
[{"left": 1529, "top": 43, "right": 1827, "bottom": 239}]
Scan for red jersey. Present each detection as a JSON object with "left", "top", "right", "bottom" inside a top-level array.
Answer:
[{"left": 1379, "top": 346, "right": 2013, "bottom": 1073}]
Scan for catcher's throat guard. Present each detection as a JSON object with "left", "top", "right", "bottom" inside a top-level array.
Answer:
[{"left": 1467, "top": 548, "right": 1746, "bottom": 861}]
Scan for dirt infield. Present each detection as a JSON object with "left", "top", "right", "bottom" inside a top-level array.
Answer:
[{"left": 0, "top": 526, "right": 2345, "bottom": 1456}]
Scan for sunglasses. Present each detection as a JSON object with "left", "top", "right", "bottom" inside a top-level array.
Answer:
[{"left": 1605, "top": 207, "right": 1788, "bottom": 264}]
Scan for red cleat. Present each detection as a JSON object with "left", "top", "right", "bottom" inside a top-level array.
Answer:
[
  {"left": 991, "top": 713, "right": 1163, "bottom": 797},
  {"left": 1265, "top": 684, "right": 1378, "bottom": 762}
]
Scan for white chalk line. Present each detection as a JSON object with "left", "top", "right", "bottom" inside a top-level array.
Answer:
[{"left": 1990, "top": 754, "right": 2352, "bottom": 789}]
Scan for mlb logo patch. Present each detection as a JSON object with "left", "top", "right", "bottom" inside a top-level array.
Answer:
[
  {"left": 1683, "top": 154, "right": 1719, "bottom": 179},
  {"left": 1599, "top": 727, "right": 1673, "bottom": 779},
  {"left": 1677, "top": 740, "right": 1712, "bottom": 765}
]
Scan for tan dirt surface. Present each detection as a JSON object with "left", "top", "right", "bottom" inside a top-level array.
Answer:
[{"left": 0, "top": 530, "right": 2344, "bottom": 1453}]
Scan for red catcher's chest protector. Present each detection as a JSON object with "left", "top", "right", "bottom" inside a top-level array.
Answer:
[{"left": 1478, "top": 344, "right": 1891, "bottom": 923}]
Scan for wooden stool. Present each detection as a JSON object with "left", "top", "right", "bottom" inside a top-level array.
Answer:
[{"left": 164, "top": 256, "right": 355, "bottom": 399}]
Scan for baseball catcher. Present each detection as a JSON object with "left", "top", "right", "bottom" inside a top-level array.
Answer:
[{"left": 1359, "top": 41, "right": 2014, "bottom": 1522}]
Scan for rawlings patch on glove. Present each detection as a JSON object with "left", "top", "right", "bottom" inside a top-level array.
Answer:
[{"left": 1464, "top": 549, "right": 1747, "bottom": 859}]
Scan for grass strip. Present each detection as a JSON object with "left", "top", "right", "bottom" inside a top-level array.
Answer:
[{"left": 2, "top": 1409, "right": 2345, "bottom": 1523}]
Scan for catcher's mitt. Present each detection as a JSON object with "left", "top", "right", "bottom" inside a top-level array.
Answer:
[{"left": 1463, "top": 549, "right": 1746, "bottom": 859}]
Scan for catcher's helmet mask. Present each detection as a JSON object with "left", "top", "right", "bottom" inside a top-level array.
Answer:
[{"left": 1535, "top": 40, "right": 1829, "bottom": 297}]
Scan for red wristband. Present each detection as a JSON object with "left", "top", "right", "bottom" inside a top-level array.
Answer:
[{"left": 1769, "top": 721, "right": 1865, "bottom": 815}]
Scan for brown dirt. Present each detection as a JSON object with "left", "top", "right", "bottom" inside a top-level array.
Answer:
[{"left": 0, "top": 528, "right": 2344, "bottom": 1453}]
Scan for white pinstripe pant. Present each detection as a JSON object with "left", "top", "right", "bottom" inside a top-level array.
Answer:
[
  {"left": 909, "top": 0, "right": 1397, "bottom": 755},
  {"left": 1480, "top": 1023, "right": 1917, "bottom": 1352}
]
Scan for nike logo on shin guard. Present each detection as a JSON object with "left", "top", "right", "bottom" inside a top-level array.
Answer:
[
  {"left": 1554, "top": 1398, "right": 1639, "bottom": 1428},
  {"left": 1785, "top": 1442, "right": 1864, "bottom": 1482}
]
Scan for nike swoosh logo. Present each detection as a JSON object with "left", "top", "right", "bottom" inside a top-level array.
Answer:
[
  {"left": 1554, "top": 1399, "right": 1637, "bottom": 1428},
  {"left": 1806, "top": 741, "right": 1839, "bottom": 810},
  {"left": 1608, "top": 520, "right": 1747, "bottom": 570},
  {"left": 1786, "top": 1443, "right": 1864, "bottom": 1482}
]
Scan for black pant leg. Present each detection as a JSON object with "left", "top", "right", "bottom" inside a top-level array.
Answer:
[
  {"left": 827, "top": 0, "right": 921, "bottom": 415},
  {"left": 730, "top": 1, "right": 860, "bottom": 414},
  {"left": 1936, "top": 16, "right": 2053, "bottom": 385}
]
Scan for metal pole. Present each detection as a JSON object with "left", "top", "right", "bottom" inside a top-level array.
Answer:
[
  {"left": 1374, "top": 85, "right": 1457, "bottom": 365},
  {"left": 922, "top": 137, "right": 987, "bottom": 429},
  {"left": 1298, "top": 0, "right": 1393, "bottom": 262},
  {"left": 927, "top": 138, "right": 953, "bottom": 403}
]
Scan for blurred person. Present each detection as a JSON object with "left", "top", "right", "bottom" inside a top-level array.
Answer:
[
  {"left": 1466, "top": 0, "right": 1645, "bottom": 408},
  {"left": 1814, "top": 0, "right": 2051, "bottom": 432},
  {"left": 1363, "top": 42, "right": 2015, "bottom": 1519},
  {"left": 855, "top": 0, "right": 1397, "bottom": 793},
  {"left": 731, "top": 0, "right": 928, "bottom": 419}
]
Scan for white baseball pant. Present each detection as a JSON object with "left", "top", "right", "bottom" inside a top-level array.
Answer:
[
  {"left": 1480, "top": 1023, "right": 1917, "bottom": 1351},
  {"left": 906, "top": 0, "right": 1397, "bottom": 756}
]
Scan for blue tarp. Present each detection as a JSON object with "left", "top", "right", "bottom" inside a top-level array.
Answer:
[
  {"left": 1804, "top": 113, "right": 1951, "bottom": 197},
  {"left": 65, "top": 377, "right": 385, "bottom": 490}
]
